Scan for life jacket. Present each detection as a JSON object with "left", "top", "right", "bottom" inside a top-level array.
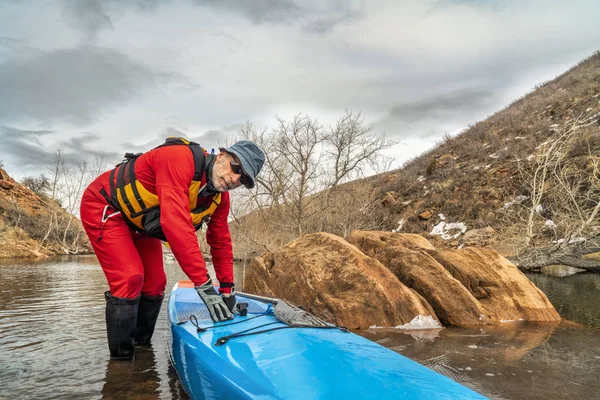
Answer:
[{"left": 101, "top": 137, "right": 221, "bottom": 241}]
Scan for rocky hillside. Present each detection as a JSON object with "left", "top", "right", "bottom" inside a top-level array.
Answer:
[
  {"left": 377, "top": 52, "right": 600, "bottom": 255},
  {"left": 0, "top": 168, "right": 91, "bottom": 258}
]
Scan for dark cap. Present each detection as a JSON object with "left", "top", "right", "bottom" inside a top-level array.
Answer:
[{"left": 220, "top": 140, "right": 265, "bottom": 189}]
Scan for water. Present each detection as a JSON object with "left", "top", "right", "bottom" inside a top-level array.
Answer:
[{"left": 1, "top": 257, "right": 599, "bottom": 399}]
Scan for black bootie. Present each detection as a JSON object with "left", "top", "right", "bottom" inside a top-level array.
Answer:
[
  {"left": 135, "top": 294, "right": 164, "bottom": 345},
  {"left": 105, "top": 291, "right": 139, "bottom": 360}
]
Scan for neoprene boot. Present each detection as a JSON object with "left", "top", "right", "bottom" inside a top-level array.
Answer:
[
  {"left": 105, "top": 291, "right": 139, "bottom": 360},
  {"left": 135, "top": 294, "right": 164, "bottom": 345}
]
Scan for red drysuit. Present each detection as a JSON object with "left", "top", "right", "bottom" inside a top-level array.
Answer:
[{"left": 80, "top": 145, "right": 233, "bottom": 299}]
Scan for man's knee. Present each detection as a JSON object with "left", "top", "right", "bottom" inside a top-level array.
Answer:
[
  {"left": 110, "top": 274, "right": 144, "bottom": 298},
  {"left": 142, "top": 274, "right": 166, "bottom": 297}
]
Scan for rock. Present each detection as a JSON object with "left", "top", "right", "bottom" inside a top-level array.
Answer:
[
  {"left": 374, "top": 246, "right": 493, "bottom": 326},
  {"left": 461, "top": 227, "right": 496, "bottom": 247},
  {"left": 433, "top": 248, "right": 560, "bottom": 322},
  {"left": 418, "top": 210, "right": 433, "bottom": 220},
  {"left": 0, "top": 180, "right": 13, "bottom": 190},
  {"left": 244, "top": 232, "right": 437, "bottom": 329},
  {"left": 0, "top": 227, "right": 46, "bottom": 258},
  {"left": 540, "top": 265, "right": 586, "bottom": 277},
  {"left": 381, "top": 191, "right": 397, "bottom": 206},
  {"left": 0, "top": 168, "right": 10, "bottom": 181},
  {"left": 582, "top": 251, "right": 600, "bottom": 261},
  {"left": 383, "top": 173, "right": 398, "bottom": 184},
  {"left": 246, "top": 231, "right": 560, "bottom": 328},
  {"left": 347, "top": 231, "right": 436, "bottom": 256}
]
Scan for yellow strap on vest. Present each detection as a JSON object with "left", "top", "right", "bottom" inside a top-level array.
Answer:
[{"left": 191, "top": 193, "right": 222, "bottom": 226}]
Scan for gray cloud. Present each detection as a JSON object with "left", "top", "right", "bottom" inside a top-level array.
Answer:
[
  {"left": 0, "top": 126, "right": 56, "bottom": 169},
  {"left": 302, "top": 7, "right": 366, "bottom": 35},
  {"left": 61, "top": 0, "right": 113, "bottom": 41},
  {"left": 59, "top": 133, "right": 121, "bottom": 165},
  {"left": 388, "top": 88, "right": 494, "bottom": 123},
  {"left": 0, "top": 125, "right": 121, "bottom": 171},
  {"left": 59, "top": 0, "right": 365, "bottom": 39},
  {"left": 0, "top": 46, "right": 168, "bottom": 125},
  {"left": 191, "top": 0, "right": 302, "bottom": 24},
  {"left": 60, "top": 0, "right": 167, "bottom": 40},
  {"left": 0, "top": 36, "right": 33, "bottom": 56},
  {"left": 120, "top": 124, "right": 243, "bottom": 154}
]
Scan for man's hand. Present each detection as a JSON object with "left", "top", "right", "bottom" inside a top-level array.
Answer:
[
  {"left": 222, "top": 293, "right": 237, "bottom": 313},
  {"left": 195, "top": 279, "right": 233, "bottom": 322}
]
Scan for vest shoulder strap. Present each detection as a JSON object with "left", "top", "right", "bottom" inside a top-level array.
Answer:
[{"left": 156, "top": 137, "right": 206, "bottom": 180}]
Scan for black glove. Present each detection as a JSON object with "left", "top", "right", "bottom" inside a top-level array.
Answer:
[
  {"left": 195, "top": 279, "right": 233, "bottom": 322},
  {"left": 222, "top": 293, "right": 237, "bottom": 313},
  {"left": 219, "top": 282, "right": 236, "bottom": 313}
]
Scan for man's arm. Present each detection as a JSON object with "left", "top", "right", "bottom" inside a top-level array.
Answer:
[
  {"left": 206, "top": 191, "right": 234, "bottom": 293},
  {"left": 153, "top": 148, "right": 209, "bottom": 286}
]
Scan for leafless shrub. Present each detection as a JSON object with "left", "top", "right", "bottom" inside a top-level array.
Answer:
[
  {"left": 21, "top": 175, "right": 51, "bottom": 196},
  {"left": 230, "top": 110, "right": 397, "bottom": 255},
  {"left": 509, "top": 114, "right": 600, "bottom": 246}
]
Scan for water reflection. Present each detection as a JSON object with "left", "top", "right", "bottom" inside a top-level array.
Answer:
[
  {"left": 101, "top": 346, "right": 160, "bottom": 399},
  {"left": 0, "top": 257, "right": 599, "bottom": 399},
  {"left": 526, "top": 272, "right": 600, "bottom": 328},
  {"left": 361, "top": 322, "right": 600, "bottom": 400}
]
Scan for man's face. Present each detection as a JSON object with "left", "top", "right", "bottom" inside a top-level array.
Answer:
[{"left": 211, "top": 151, "right": 246, "bottom": 192}]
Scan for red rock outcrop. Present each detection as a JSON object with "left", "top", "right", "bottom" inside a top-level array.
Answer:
[
  {"left": 244, "top": 232, "right": 437, "bottom": 329},
  {"left": 350, "top": 231, "right": 560, "bottom": 326},
  {"left": 433, "top": 248, "right": 560, "bottom": 322},
  {"left": 246, "top": 230, "right": 560, "bottom": 328}
]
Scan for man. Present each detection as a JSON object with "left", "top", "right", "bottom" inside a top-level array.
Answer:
[{"left": 80, "top": 137, "right": 264, "bottom": 360}]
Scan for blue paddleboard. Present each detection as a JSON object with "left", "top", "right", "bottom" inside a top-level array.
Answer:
[{"left": 167, "top": 280, "right": 487, "bottom": 400}]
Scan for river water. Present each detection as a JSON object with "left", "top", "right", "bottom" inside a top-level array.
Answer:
[{"left": 0, "top": 256, "right": 599, "bottom": 400}]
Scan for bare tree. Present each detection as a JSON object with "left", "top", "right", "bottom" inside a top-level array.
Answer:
[
  {"left": 21, "top": 175, "right": 51, "bottom": 195},
  {"left": 61, "top": 161, "right": 88, "bottom": 247},
  {"left": 512, "top": 113, "right": 600, "bottom": 271},
  {"left": 230, "top": 111, "right": 398, "bottom": 253},
  {"left": 518, "top": 115, "right": 599, "bottom": 246},
  {"left": 39, "top": 146, "right": 65, "bottom": 249},
  {"left": 324, "top": 110, "right": 397, "bottom": 187}
]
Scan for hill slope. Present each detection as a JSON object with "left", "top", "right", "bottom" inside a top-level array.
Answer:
[
  {"left": 0, "top": 168, "right": 91, "bottom": 258},
  {"left": 377, "top": 51, "right": 600, "bottom": 255}
]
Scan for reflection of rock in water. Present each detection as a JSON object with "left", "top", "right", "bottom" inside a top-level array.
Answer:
[
  {"left": 360, "top": 321, "right": 580, "bottom": 400},
  {"left": 101, "top": 346, "right": 160, "bottom": 399},
  {"left": 442, "top": 321, "right": 559, "bottom": 362}
]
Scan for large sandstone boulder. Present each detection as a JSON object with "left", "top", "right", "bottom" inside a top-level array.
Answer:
[
  {"left": 244, "top": 232, "right": 437, "bottom": 329},
  {"left": 349, "top": 231, "right": 560, "bottom": 326},
  {"left": 433, "top": 248, "right": 560, "bottom": 322},
  {"left": 375, "top": 247, "right": 493, "bottom": 326},
  {"left": 349, "top": 231, "right": 492, "bottom": 326},
  {"left": 347, "top": 231, "right": 436, "bottom": 256}
]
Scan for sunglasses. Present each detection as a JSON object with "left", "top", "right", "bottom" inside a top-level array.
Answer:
[{"left": 230, "top": 159, "right": 249, "bottom": 186}]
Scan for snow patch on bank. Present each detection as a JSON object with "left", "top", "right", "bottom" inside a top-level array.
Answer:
[
  {"left": 430, "top": 220, "right": 467, "bottom": 240},
  {"left": 369, "top": 315, "right": 442, "bottom": 330}
]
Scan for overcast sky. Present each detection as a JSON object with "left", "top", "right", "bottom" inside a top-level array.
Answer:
[{"left": 1, "top": 0, "right": 598, "bottom": 180}]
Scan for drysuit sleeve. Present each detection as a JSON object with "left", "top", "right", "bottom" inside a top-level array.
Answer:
[
  {"left": 154, "top": 149, "right": 209, "bottom": 285},
  {"left": 206, "top": 191, "right": 234, "bottom": 293}
]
